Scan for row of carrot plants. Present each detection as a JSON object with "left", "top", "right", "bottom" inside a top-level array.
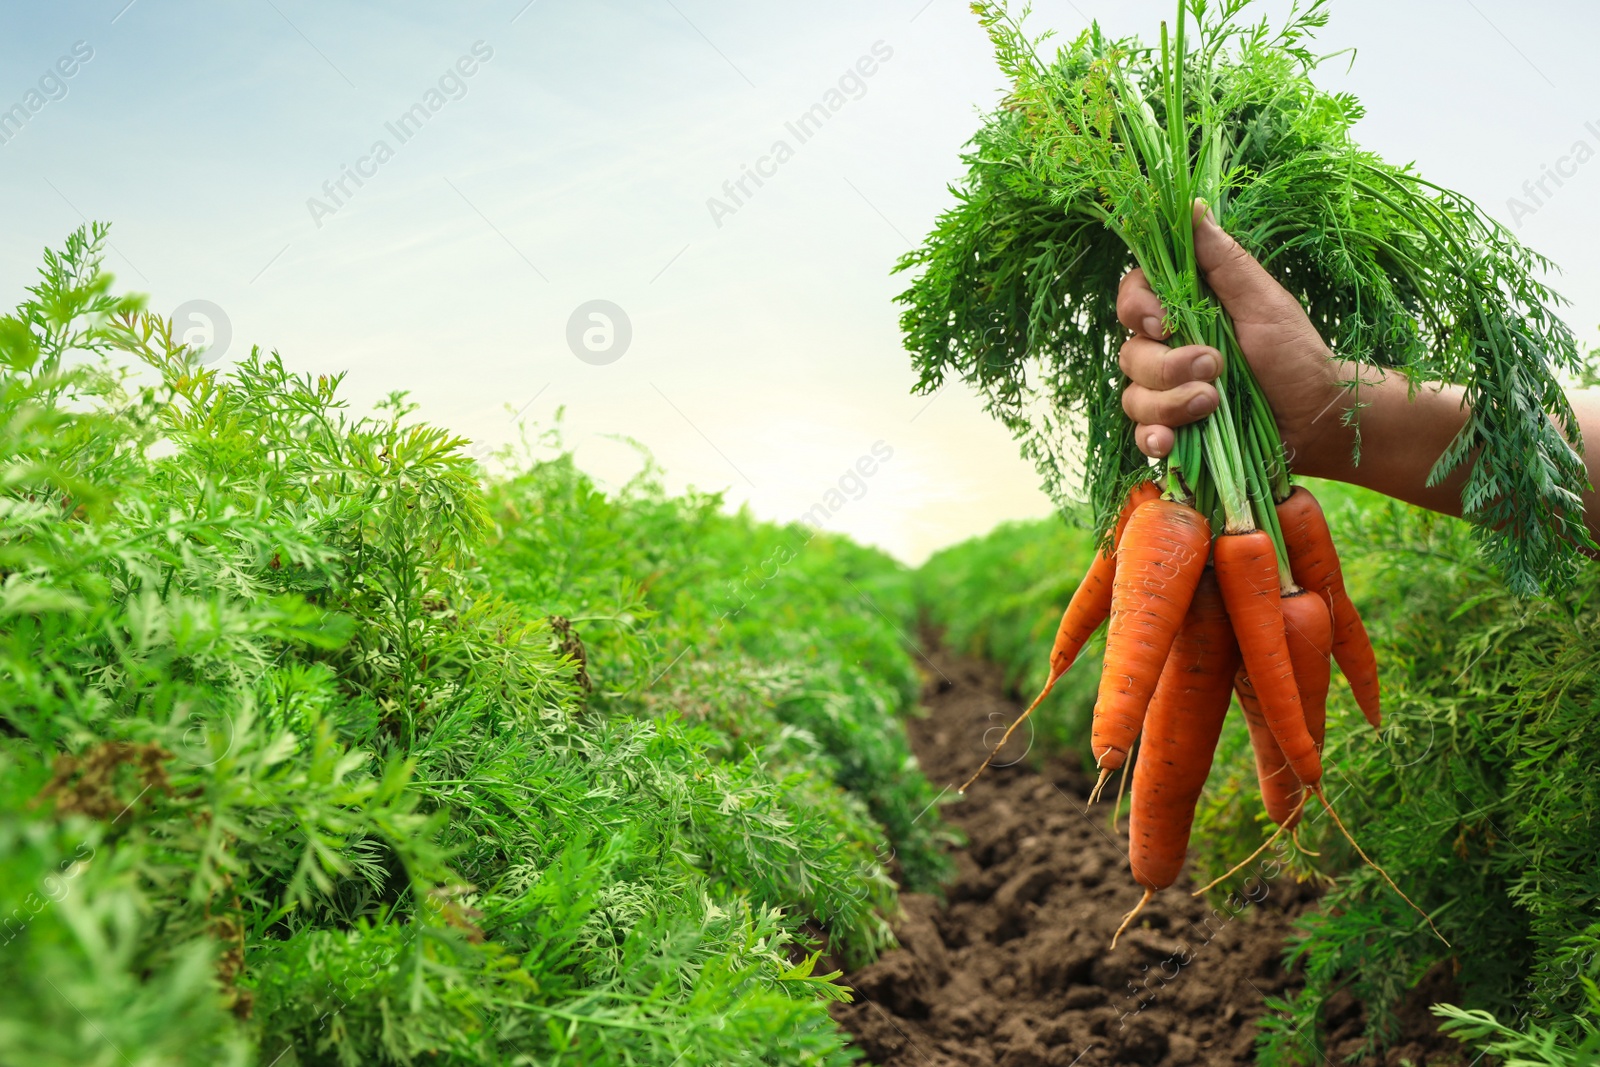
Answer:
[{"left": 0, "top": 226, "right": 946, "bottom": 1066}]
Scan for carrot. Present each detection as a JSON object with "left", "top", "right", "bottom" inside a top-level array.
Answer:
[
  {"left": 1113, "top": 569, "right": 1238, "bottom": 949},
  {"left": 1042, "top": 481, "right": 1162, "bottom": 688},
  {"left": 1236, "top": 590, "right": 1332, "bottom": 832},
  {"left": 1189, "top": 666, "right": 1311, "bottom": 899},
  {"left": 1233, "top": 670, "right": 1303, "bottom": 828},
  {"left": 1090, "top": 498, "right": 1211, "bottom": 782},
  {"left": 1281, "top": 588, "right": 1333, "bottom": 755},
  {"left": 960, "top": 480, "right": 1158, "bottom": 795},
  {"left": 1212, "top": 530, "right": 1321, "bottom": 787},
  {"left": 1277, "top": 486, "right": 1380, "bottom": 729},
  {"left": 1194, "top": 590, "right": 1335, "bottom": 899}
]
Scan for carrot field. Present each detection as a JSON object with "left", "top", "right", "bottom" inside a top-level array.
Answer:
[
  {"left": 0, "top": 227, "right": 944, "bottom": 1066},
  {"left": 4, "top": 224, "right": 1597, "bottom": 1067},
  {"left": 11, "top": 0, "right": 1600, "bottom": 1061}
]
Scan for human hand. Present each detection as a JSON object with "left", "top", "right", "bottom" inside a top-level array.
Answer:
[{"left": 1117, "top": 202, "right": 1350, "bottom": 474}]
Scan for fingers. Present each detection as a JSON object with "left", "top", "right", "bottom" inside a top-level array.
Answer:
[
  {"left": 1133, "top": 423, "right": 1175, "bottom": 459},
  {"left": 1119, "top": 336, "right": 1220, "bottom": 392},
  {"left": 1116, "top": 268, "right": 1170, "bottom": 339},
  {"left": 1120, "top": 210, "right": 1296, "bottom": 460},
  {"left": 1123, "top": 380, "right": 1219, "bottom": 431},
  {"left": 1121, "top": 334, "right": 1220, "bottom": 456}
]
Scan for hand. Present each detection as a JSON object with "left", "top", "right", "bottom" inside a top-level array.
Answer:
[{"left": 1117, "top": 202, "right": 1349, "bottom": 474}]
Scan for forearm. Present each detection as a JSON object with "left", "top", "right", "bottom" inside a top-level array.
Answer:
[
  {"left": 1295, "top": 366, "right": 1471, "bottom": 517},
  {"left": 1299, "top": 365, "right": 1600, "bottom": 539}
]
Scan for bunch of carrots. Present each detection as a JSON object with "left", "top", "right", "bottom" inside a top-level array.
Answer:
[
  {"left": 954, "top": 2, "right": 1451, "bottom": 949},
  {"left": 959, "top": 473, "right": 1413, "bottom": 947}
]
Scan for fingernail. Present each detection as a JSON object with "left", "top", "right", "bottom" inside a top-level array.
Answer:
[
  {"left": 1195, "top": 197, "right": 1217, "bottom": 226},
  {"left": 1187, "top": 393, "right": 1216, "bottom": 416},
  {"left": 1142, "top": 315, "right": 1165, "bottom": 338},
  {"left": 1191, "top": 353, "right": 1218, "bottom": 379},
  {"left": 1145, "top": 432, "right": 1161, "bottom": 453}
]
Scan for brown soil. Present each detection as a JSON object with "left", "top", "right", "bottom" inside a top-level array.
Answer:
[{"left": 830, "top": 647, "right": 1470, "bottom": 1067}]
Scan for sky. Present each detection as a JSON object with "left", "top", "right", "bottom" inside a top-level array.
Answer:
[{"left": 3, "top": 0, "right": 1599, "bottom": 564}]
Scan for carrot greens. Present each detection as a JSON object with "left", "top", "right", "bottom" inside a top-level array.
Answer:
[{"left": 900, "top": 0, "right": 1593, "bottom": 595}]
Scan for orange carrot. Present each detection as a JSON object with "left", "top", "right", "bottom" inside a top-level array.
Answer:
[
  {"left": 1213, "top": 530, "right": 1321, "bottom": 787},
  {"left": 959, "top": 480, "right": 1158, "bottom": 794},
  {"left": 1281, "top": 588, "right": 1333, "bottom": 755},
  {"left": 1041, "top": 480, "right": 1162, "bottom": 686},
  {"left": 1126, "top": 569, "right": 1238, "bottom": 894},
  {"left": 1224, "top": 592, "right": 1332, "bottom": 843},
  {"left": 1090, "top": 498, "right": 1210, "bottom": 777},
  {"left": 1234, "top": 670, "right": 1304, "bottom": 828},
  {"left": 1229, "top": 589, "right": 1333, "bottom": 833},
  {"left": 1277, "top": 486, "right": 1380, "bottom": 729}
]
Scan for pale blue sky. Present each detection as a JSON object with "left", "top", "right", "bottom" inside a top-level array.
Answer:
[{"left": 4, "top": 1, "right": 1598, "bottom": 562}]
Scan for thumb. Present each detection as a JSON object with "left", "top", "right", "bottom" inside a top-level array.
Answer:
[{"left": 1191, "top": 200, "right": 1283, "bottom": 315}]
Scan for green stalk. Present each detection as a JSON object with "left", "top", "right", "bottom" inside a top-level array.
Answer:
[
  {"left": 1167, "top": 421, "right": 1202, "bottom": 499},
  {"left": 1200, "top": 383, "right": 1252, "bottom": 530},
  {"left": 1241, "top": 415, "right": 1295, "bottom": 588},
  {"left": 1216, "top": 311, "right": 1293, "bottom": 502},
  {"left": 1110, "top": 0, "right": 1285, "bottom": 546}
]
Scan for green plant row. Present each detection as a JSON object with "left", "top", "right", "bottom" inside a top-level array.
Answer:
[{"left": 0, "top": 226, "right": 947, "bottom": 1066}]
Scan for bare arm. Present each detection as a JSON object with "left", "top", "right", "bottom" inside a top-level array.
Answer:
[{"left": 1116, "top": 204, "right": 1600, "bottom": 535}]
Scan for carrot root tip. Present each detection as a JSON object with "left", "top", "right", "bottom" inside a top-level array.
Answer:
[
  {"left": 1191, "top": 792, "right": 1306, "bottom": 897},
  {"left": 1109, "top": 887, "right": 1154, "bottom": 952},
  {"left": 1088, "top": 765, "right": 1114, "bottom": 805},
  {"left": 1312, "top": 786, "right": 1449, "bottom": 948},
  {"left": 959, "top": 681, "right": 1056, "bottom": 794}
]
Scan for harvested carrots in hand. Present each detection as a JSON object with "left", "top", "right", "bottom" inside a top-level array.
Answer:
[
  {"left": 959, "top": 476, "right": 1417, "bottom": 947},
  {"left": 950, "top": 465, "right": 1441, "bottom": 948},
  {"left": 953, "top": 479, "right": 1433, "bottom": 952},
  {"left": 937, "top": 0, "right": 1453, "bottom": 953}
]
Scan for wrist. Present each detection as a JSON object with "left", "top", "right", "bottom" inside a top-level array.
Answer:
[{"left": 1283, "top": 358, "right": 1360, "bottom": 483}]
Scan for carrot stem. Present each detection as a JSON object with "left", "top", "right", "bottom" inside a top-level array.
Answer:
[
  {"left": 1242, "top": 426, "right": 1295, "bottom": 589},
  {"left": 1201, "top": 389, "right": 1252, "bottom": 531}
]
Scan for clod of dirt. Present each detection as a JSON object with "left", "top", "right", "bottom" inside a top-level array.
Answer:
[
  {"left": 831, "top": 646, "right": 1473, "bottom": 1067},
  {"left": 851, "top": 951, "right": 934, "bottom": 1020}
]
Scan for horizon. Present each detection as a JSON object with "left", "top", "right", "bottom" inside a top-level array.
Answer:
[{"left": 4, "top": 0, "right": 1597, "bottom": 565}]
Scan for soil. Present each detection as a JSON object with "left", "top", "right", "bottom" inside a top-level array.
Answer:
[{"left": 830, "top": 647, "right": 1471, "bottom": 1067}]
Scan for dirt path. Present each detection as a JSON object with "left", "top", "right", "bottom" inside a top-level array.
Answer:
[{"left": 830, "top": 647, "right": 1465, "bottom": 1067}]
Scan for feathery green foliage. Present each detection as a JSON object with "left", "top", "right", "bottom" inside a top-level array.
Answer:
[
  {"left": 0, "top": 225, "right": 945, "bottom": 1065},
  {"left": 1248, "top": 493, "right": 1600, "bottom": 1065},
  {"left": 899, "top": 0, "right": 1593, "bottom": 592}
]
